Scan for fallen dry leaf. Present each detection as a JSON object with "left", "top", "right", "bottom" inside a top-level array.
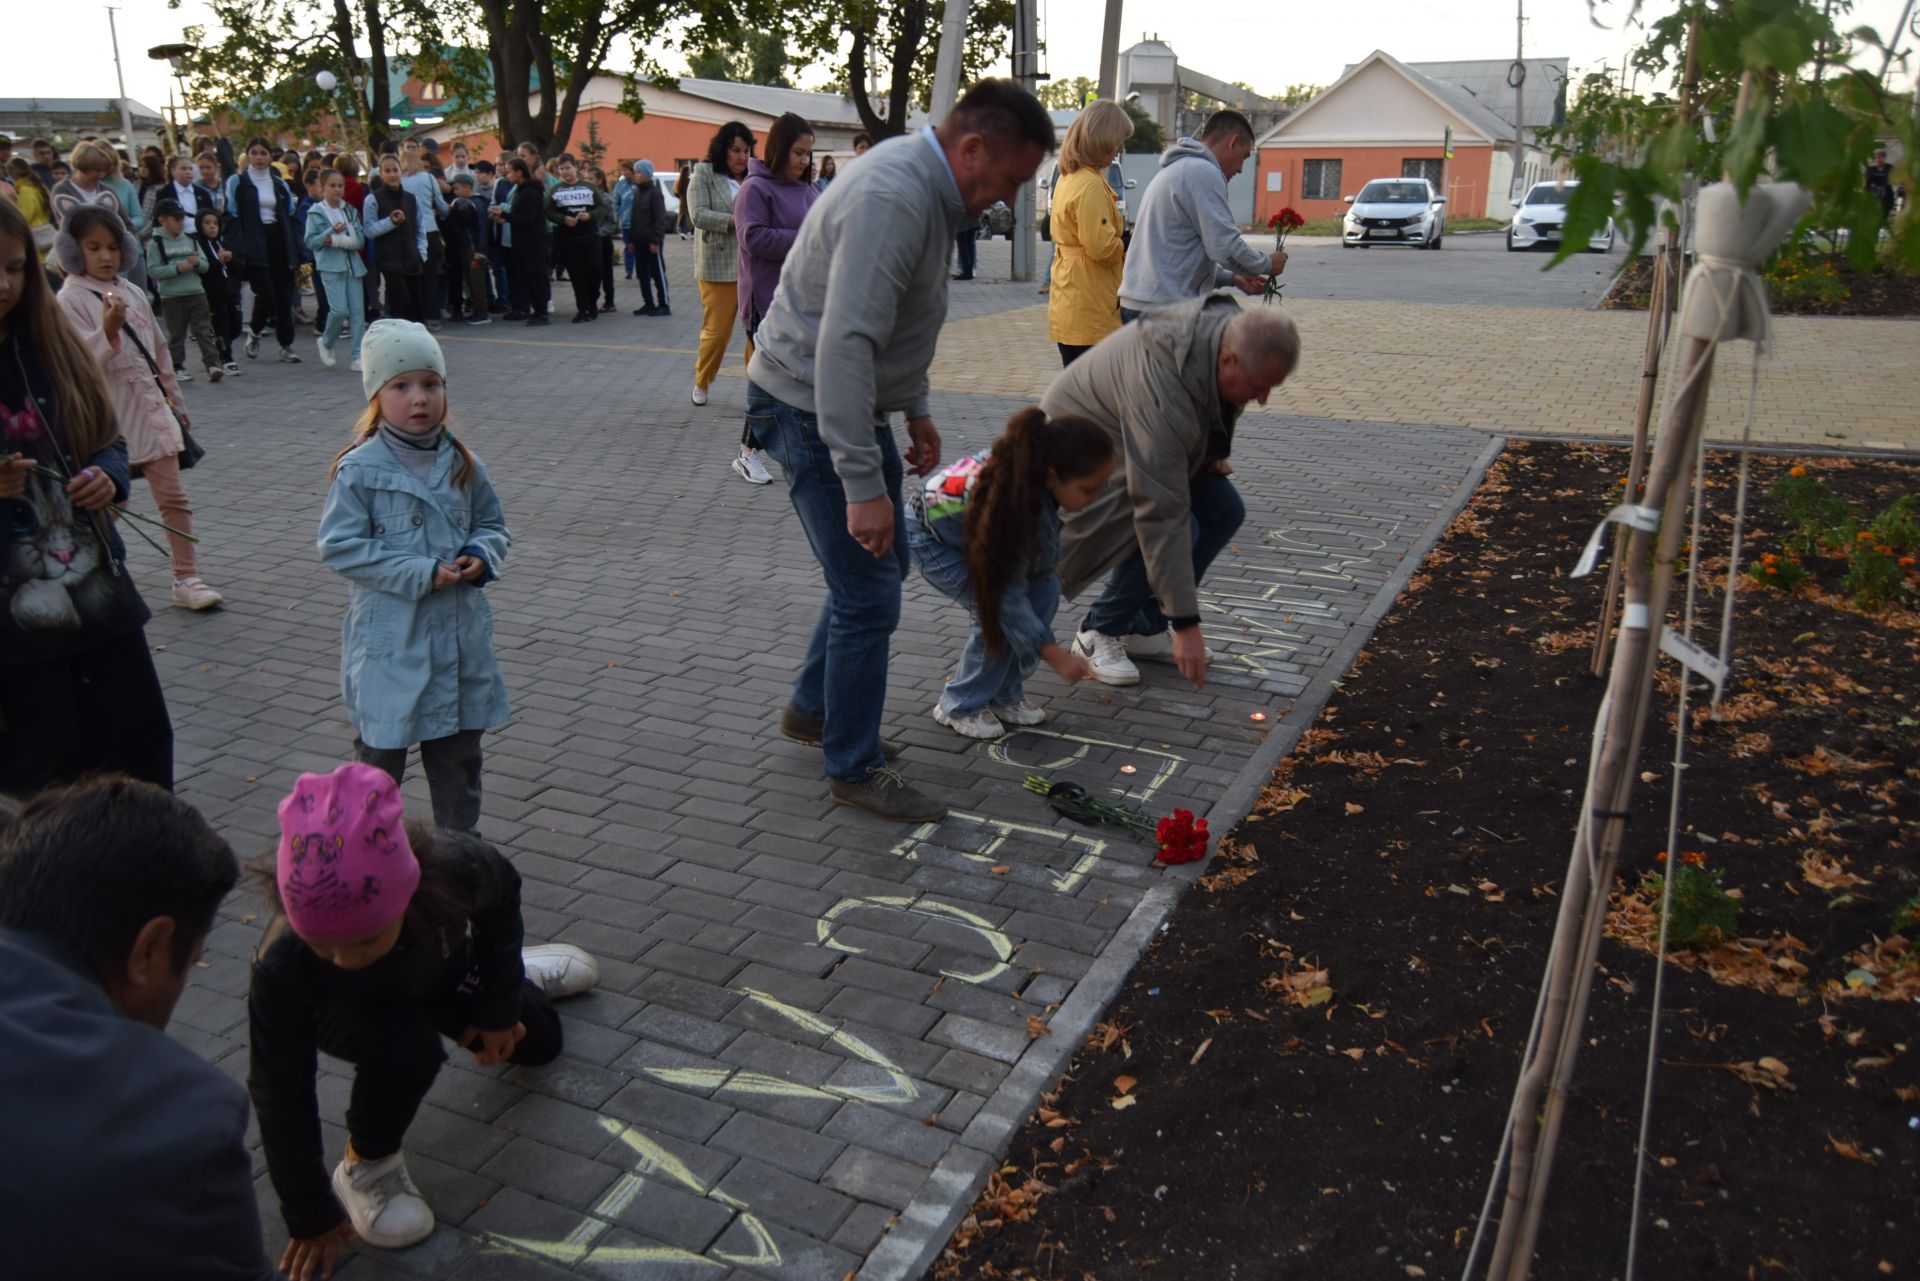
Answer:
[
  {"left": 1344, "top": 802, "right": 1366, "bottom": 815},
  {"left": 1828, "top": 1134, "right": 1877, "bottom": 1165},
  {"left": 989, "top": 865, "right": 1011, "bottom": 876},
  {"left": 1190, "top": 1037, "right": 1213, "bottom": 1066},
  {"left": 1343, "top": 1047, "right": 1367, "bottom": 1061},
  {"left": 1110, "top": 1095, "right": 1137, "bottom": 1111},
  {"left": 1026, "top": 1016, "right": 1051, "bottom": 1039},
  {"left": 1113, "top": 1074, "right": 1137, "bottom": 1095}
]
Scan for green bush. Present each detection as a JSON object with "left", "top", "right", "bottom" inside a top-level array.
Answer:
[
  {"left": 1843, "top": 538, "right": 1909, "bottom": 611},
  {"left": 1640, "top": 861, "right": 1741, "bottom": 948}
]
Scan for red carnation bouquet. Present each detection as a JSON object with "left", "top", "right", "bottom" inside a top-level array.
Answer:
[
  {"left": 1154, "top": 808, "right": 1210, "bottom": 864},
  {"left": 1263, "top": 207, "right": 1305, "bottom": 304}
]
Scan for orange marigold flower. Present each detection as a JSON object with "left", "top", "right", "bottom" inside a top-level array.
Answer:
[
  {"left": 1765, "top": 566, "right": 1778, "bottom": 575},
  {"left": 1681, "top": 851, "right": 1707, "bottom": 867},
  {"left": 1788, "top": 465, "right": 1806, "bottom": 477},
  {"left": 1655, "top": 851, "right": 1668, "bottom": 862},
  {"left": 1877, "top": 545, "right": 1894, "bottom": 556},
  {"left": 1900, "top": 557, "right": 1917, "bottom": 567},
  {"left": 1858, "top": 531, "right": 1875, "bottom": 542}
]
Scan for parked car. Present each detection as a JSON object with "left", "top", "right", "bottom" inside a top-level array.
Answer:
[
  {"left": 1508, "top": 180, "right": 1615, "bottom": 253},
  {"left": 1341, "top": 178, "right": 1447, "bottom": 249},
  {"left": 1038, "top": 158, "right": 1138, "bottom": 232},
  {"left": 980, "top": 200, "right": 1016, "bottom": 239}
]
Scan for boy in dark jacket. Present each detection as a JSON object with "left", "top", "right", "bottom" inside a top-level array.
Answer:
[
  {"left": 628, "top": 158, "right": 673, "bottom": 317},
  {"left": 446, "top": 174, "right": 493, "bottom": 325},
  {"left": 544, "top": 153, "right": 607, "bottom": 323}
]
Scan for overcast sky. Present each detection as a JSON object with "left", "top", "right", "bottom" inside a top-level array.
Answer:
[{"left": 13, "top": 0, "right": 1916, "bottom": 121}]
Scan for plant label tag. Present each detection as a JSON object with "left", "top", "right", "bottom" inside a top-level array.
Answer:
[{"left": 1659, "top": 630, "right": 1727, "bottom": 692}]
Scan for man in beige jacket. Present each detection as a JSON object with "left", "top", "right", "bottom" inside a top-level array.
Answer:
[{"left": 1042, "top": 296, "right": 1299, "bottom": 690}]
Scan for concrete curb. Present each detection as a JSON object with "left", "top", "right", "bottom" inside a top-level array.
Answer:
[{"left": 854, "top": 431, "right": 1508, "bottom": 1281}]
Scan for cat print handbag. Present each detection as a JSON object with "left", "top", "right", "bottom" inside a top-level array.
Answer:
[{"left": 90, "top": 289, "right": 207, "bottom": 473}]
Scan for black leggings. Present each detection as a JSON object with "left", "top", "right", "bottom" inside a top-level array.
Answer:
[
  {"left": 516, "top": 245, "right": 552, "bottom": 316},
  {"left": 0, "top": 627, "right": 172, "bottom": 793},
  {"left": 246, "top": 228, "right": 297, "bottom": 349},
  {"left": 381, "top": 269, "right": 425, "bottom": 322},
  {"left": 317, "top": 977, "right": 562, "bottom": 1162},
  {"left": 599, "top": 236, "right": 616, "bottom": 307}
]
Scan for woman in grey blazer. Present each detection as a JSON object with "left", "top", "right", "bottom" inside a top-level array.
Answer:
[{"left": 688, "top": 121, "right": 754, "bottom": 407}]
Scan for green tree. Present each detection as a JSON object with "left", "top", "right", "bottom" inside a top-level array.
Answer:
[
  {"left": 1121, "top": 100, "right": 1163, "bottom": 153},
  {"left": 1038, "top": 74, "right": 1096, "bottom": 110},
  {"left": 792, "top": 0, "right": 1014, "bottom": 138},
  {"left": 686, "top": 30, "right": 792, "bottom": 86},
  {"left": 1549, "top": 0, "right": 1918, "bottom": 268},
  {"left": 173, "top": 0, "right": 422, "bottom": 150}
]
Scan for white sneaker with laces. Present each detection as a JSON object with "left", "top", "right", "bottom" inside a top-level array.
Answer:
[
  {"left": 243, "top": 331, "right": 260, "bottom": 359},
  {"left": 350, "top": 358, "right": 362, "bottom": 373},
  {"left": 175, "top": 370, "right": 193, "bottom": 383},
  {"left": 223, "top": 361, "right": 242, "bottom": 376},
  {"left": 732, "top": 448, "right": 773, "bottom": 485},
  {"left": 315, "top": 337, "right": 336, "bottom": 368},
  {"left": 932, "top": 704, "right": 1005, "bottom": 739},
  {"left": 521, "top": 943, "right": 600, "bottom": 998},
  {"left": 691, "top": 383, "right": 709, "bottom": 406},
  {"left": 990, "top": 698, "right": 1048, "bottom": 727},
  {"left": 170, "top": 577, "right": 224, "bottom": 611},
  {"left": 331, "top": 1152, "right": 434, "bottom": 1248},
  {"left": 1072, "top": 629, "right": 1140, "bottom": 686}
]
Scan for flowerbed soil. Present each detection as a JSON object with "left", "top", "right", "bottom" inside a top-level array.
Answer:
[
  {"left": 1601, "top": 252, "right": 1920, "bottom": 316},
  {"left": 937, "top": 442, "right": 1920, "bottom": 1281}
]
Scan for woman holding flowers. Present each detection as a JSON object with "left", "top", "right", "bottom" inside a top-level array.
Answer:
[
  {"left": 1046, "top": 100, "right": 1134, "bottom": 367},
  {"left": 0, "top": 199, "right": 173, "bottom": 792}
]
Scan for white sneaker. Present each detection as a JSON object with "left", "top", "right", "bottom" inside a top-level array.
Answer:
[
  {"left": 278, "top": 347, "right": 302, "bottom": 363},
  {"left": 316, "top": 336, "right": 336, "bottom": 369},
  {"left": 170, "top": 577, "right": 224, "bottom": 611},
  {"left": 331, "top": 1152, "right": 435, "bottom": 1248},
  {"left": 521, "top": 943, "right": 600, "bottom": 998},
  {"left": 731, "top": 448, "right": 772, "bottom": 485},
  {"left": 222, "top": 361, "right": 242, "bottom": 376},
  {"left": 243, "top": 331, "right": 260, "bottom": 359},
  {"left": 1072, "top": 629, "right": 1140, "bottom": 687},
  {"left": 990, "top": 698, "right": 1048, "bottom": 727},
  {"left": 932, "top": 703, "right": 1005, "bottom": 739},
  {"left": 175, "top": 370, "right": 193, "bottom": 383},
  {"left": 349, "top": 358, "right": 362, "bottom": 373},
  {"left": 691, "top": 384, "right": 709, "bottom": 406}
]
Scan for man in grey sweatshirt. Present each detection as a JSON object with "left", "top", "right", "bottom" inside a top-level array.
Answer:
[
  {"left": 747, "top": 80, "right": 1054, "bottom": 822},
  {"left": 1117, "top": 111, "right": 1288, "bottom": 317}
]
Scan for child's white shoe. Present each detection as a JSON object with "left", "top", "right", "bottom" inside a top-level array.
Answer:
[
  {"left": 990, "top": 699, "right": 1048, "bottom": 727},
  {"left": 521, "top": 943, "right": 599, "bottom": 998},
  {"left": 331, "top": 1152, "right": 434, "bottom": 1248},
  {"left": 316, "top": 336, "right": 336, "bottom": 368},
  {"left": 349, "top": 358, "right": 362, "bottom": 373},
  {"left": 170, "top": 577, "right": 224, "bottom": 611},
  {"left": 932, "top": 703, "right": 1005, "bottom": 739}
]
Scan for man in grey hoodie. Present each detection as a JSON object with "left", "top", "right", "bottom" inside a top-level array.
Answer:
[
  {"left": 1118, "top": 111, "right": 1288, "bottom": 318},
  {"left": 746, "top": 80, "right": 1054, "bottom": 822}
]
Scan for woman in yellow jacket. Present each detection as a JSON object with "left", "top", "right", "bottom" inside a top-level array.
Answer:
[
  {"left": 1046, "top": 100, "right": 1134, "bottom": 367},
  {"left": 6, "top": 158, "right": 56, "bottom": 260}
]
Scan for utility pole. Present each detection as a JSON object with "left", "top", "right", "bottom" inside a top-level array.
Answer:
[
  {"left": 1096, "top": 0, "right": 1124, "bottom": 101},
  {"left": 1511, "top": 0, "right": 1527, "bottom": 212},
  {"left": 929, "top": 0, "right": 971, "bottom": 125},
  {"left": 1011, "top": 0, "right": 1040, "bottom": 280},
  {"left": 106, "top": 7, "right": 137, "bottom": 149}
]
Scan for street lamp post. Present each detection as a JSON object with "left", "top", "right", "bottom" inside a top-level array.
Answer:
[{"left": 149, "top": 42, "right": 196, "bottom": 155}]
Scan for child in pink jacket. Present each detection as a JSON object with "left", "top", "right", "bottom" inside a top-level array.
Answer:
[{"left": 54, "top": 207, "right": 223, "bottom": 610}]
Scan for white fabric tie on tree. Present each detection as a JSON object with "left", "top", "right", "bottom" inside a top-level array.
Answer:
[{"left": 1675, "top": 182, "right": 1811, "bottom": 356}]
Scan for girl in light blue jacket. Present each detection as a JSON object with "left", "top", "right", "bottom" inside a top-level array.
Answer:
[
  {"left": 305, "top": 169, "right": 368, "bottom": 370},
  {"left": 317, "top": 320, "right": 510, "bottom": 832}
]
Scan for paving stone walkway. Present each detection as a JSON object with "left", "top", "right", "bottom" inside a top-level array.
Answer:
[{"left": 146, "top": 238, "right": 1499, "bottom": 1279}]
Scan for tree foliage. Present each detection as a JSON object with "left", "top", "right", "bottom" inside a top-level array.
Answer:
[
  {"left": 1121, "top": 100, "right": 1164, "bottom": 153},
  {"left": 1543, "top": 0, "right": 1918, "bottom": 269},
  {"left": 686, "top": 30, "right": 792, "bottom": 86},
  {"left": 173, "top": 0, "right": 423, "bottom": 150},
  {"left": 790, "top": 0, "right": 1014, "bottom": 138},
  {"left": 1037, "top": 75, "right": 1097, "bottom": 110}
]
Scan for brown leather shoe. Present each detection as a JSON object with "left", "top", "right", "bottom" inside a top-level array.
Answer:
[
  {"left": 779, "top": 704, "right": 902, "bottom": 760},
  {"left": 828, "top": 767, "right": 947, "bottom": 823}
]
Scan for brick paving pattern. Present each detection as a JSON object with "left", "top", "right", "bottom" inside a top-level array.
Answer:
[{"left": 148, "top": 237, "right": 1494, "bottom": 1278}]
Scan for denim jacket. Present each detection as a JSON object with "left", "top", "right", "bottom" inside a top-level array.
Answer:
[
  {"left": 317, "top": 433, "right": 511, "bottom": 748},
  {"left": 912, "top": 448, "right": 1062, "bottom": 662}
]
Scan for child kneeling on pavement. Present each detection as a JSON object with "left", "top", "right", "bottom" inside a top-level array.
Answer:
[
  {"left": 249, "top": 761, "right": 599, "bottom": 1276},
  {"left": 907, "top": 407, "right": 1110, "bottom": 739}
]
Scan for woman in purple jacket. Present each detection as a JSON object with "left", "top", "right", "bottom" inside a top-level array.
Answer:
[{"left": 729, "top": 111, "right": 818, "bottom": 486}]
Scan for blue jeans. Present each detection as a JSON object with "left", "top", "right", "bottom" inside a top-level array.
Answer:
[
  {"left": 320, "top": 270, "right": 367, "bottom": 359},
  {"left": 955, "top": 226, "right": 977, "bottom": 277},
  {"left": 909, "top": 522, "right": 1059, "bottom": 715},
  {"left": 1083, "top": 468, "right": 1245, "bottom": 637},
  {"left": 748, "top": 382, "right": 907, "bottom": 782}
]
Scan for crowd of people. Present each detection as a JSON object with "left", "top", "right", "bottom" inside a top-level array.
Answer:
[{"left": 0, "top": 77, "right": 1311, "bottom": 1277}]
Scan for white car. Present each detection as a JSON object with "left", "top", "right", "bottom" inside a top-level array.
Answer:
[
  {"left": 1341, "top": 178, "right": 1447, "bottom": 249},
  {"left": 1508, "top": 180, "right": 1615, "bottom": 252}
]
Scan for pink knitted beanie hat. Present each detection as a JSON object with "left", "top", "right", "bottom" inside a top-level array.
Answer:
[{"left": 275, "top": 762, "right": 421, "bottom": 939}]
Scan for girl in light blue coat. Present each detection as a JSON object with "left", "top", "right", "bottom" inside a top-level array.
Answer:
[
  {"left": 318, "top": 320, "right": 510, "bottom": 832},
  {"left": 305, "top": 169, "right": 369, "bottom": 370}
]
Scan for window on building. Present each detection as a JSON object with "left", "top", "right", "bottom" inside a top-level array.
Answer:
[
  {"left": 1402, "top": 158, "right": 1445, "bottom": 187},
  {"left": 1301, "top": 159, "right": 1342, "bottom": 200}
]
